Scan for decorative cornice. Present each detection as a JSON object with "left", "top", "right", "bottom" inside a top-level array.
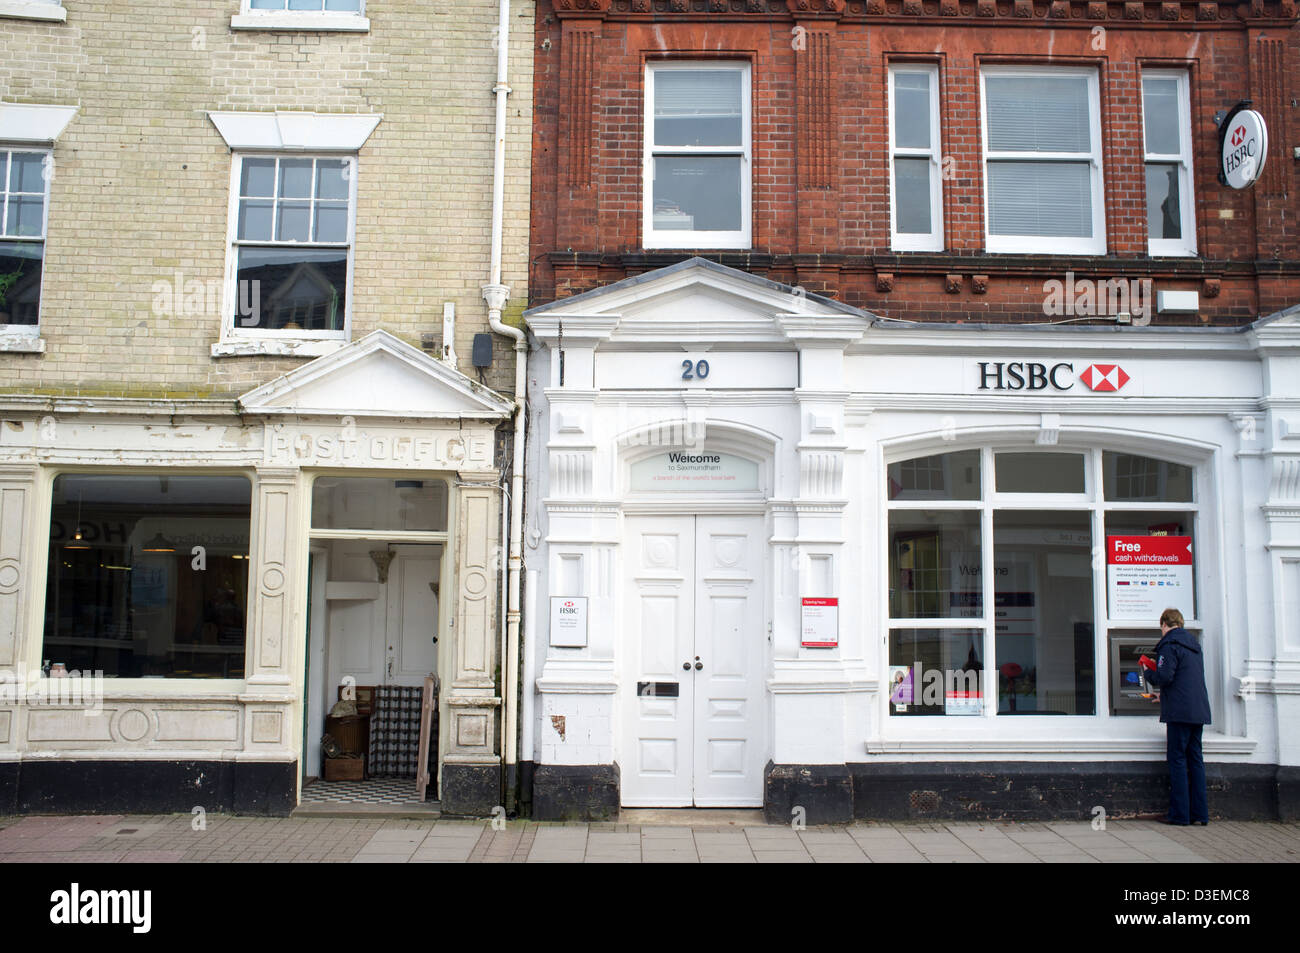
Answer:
[{"left": 594, "top": 0, "right": 1297, "bottom": 22}]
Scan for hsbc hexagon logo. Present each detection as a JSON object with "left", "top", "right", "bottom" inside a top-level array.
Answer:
[
  {"left": 1079, "top": 363, "right": 1130, "bottom": 392},
  {"left": 1231, "top": 125, "right": 1245, "bottom": 148}
]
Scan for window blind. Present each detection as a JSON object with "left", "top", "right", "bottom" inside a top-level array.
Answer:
[{"left": 986, "top": 76, "right": 1091, "bottom": 154}]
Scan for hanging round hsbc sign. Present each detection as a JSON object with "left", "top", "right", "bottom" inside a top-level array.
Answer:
[{"left": 1220, "top": 108, "right": 1268, "bottom": 190}]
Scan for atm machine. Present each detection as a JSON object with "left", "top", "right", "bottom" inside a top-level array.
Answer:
[{"left": 1109, "top": 633, "right": 1160, "bottom": 715}]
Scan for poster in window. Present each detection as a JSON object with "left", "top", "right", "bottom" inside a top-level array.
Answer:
[{"left": 1106, "top": 535, "right": 1193, "bottom": 620}]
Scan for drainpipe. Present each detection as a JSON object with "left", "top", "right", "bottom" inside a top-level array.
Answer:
[{"left": 481, "top": 0, "right": 526, "bottom": 813}]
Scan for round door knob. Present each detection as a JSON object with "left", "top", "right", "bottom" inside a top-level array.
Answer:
[
  {"left": 694, "top": 661, "right": 703, "bottom": 671},
  {"left": 682, "top": 662, "right": 691, "bottom": 671}
]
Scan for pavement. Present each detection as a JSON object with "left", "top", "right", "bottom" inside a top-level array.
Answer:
[{"left": 1, "top": 811, "right": 1297, "bottom": 862}]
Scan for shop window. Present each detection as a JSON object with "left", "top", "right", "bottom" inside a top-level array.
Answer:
[
  {"left": 228, "top": 154, "right": 355, "bottom": 336},
  {"left": 42, "top": 474, "right": 252, "bottom": 679},
  {"left": 1141, "top": 71, "right": 1196, "bottom": 257},
  {"left": 889, "top": 65, "right": 944, "bottom": 251},
  {"left": 885, "top": 447, "right": 1201, "bottom": 718},
  {"left": 1, "top": 148, "right": 49, "bottom": 331},
  {"left": 311, "top": 477, "right": 448, "bottom": 532},
  {"left": 994, "top": 451, "right": 1086, "bottom": 494},
  {"left": 643, "top": 62, "right": 751, "bottom": 250},
  {"left": 980, "top": 68, "right": 1105, "bottom": 255}
]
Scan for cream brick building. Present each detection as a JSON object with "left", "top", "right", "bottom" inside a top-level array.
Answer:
[{"left": 0, "top": 0, "right": 533, "bottom": 814}]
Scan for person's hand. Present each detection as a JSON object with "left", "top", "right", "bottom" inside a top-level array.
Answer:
[{"left": 1139, "top": 654, "right": 1156, "bottom": 671}]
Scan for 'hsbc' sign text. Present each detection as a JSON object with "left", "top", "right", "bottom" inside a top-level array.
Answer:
[{"left": 977, "top": 362, "right": 1131, "bottom": 393}]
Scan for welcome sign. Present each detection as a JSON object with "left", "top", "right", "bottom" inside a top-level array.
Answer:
[{"left": 630, "top": 450, "right": 759, "bottom": 492}]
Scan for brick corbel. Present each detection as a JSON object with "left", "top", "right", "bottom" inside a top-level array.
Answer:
[
  {"left": 785, "top": 0, "right": 846, "bottom": 15},
  {"left": 553, "top": 0, "right": 611, "bottom": 17}
]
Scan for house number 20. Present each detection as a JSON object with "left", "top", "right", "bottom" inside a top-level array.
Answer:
[{"left": 680, "top": 359, "right": 710, "bottom": 381}]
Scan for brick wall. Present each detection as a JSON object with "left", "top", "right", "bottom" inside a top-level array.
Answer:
[
  {"left": 530, "top": 0, "right": 1299, "bottom": 325},
  {"left": 1, "top": 0, "right": 534, "bottom": 398}
]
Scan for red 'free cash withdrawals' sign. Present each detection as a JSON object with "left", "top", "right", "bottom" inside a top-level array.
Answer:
[{"left": 1106, "top": 535, "right": 1194, "bottom": 620}]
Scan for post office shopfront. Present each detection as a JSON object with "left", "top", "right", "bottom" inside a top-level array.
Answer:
[
  {"left": 0, "top": 332, "right": 513, "bottom": 815},
  {"left": 522, "top": 259, "right": 1300, "bottom": 822}
]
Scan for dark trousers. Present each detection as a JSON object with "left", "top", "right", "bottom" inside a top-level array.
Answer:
[{"left": 1166, "top": 722, "right": 1208, "bottom": 824}]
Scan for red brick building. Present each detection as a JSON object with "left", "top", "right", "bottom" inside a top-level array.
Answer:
[{"left": 530, "top": 0, "right": 1298, "bottom": 323}]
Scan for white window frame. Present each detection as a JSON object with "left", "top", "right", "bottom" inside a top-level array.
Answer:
[
  {"left": 979, "top": 66, "right": 1106, "bottom": 256},
  {"left": 0, "top": 145, "right": 52, "bottom": 342},
  {"left": 643, "top": 60, "right": 752, "bottom": 251},
  {"left": 0, "top": 0, "right": 66, "bottom": 23},
  {"left": 882, "top": 444, "right": 1205, "bottom": 723},
  {"left": 231, "top": 0, "right": 369, "bottom": 33},
  {"left": 888, "top": 64, "right": 944, "bottom": 252},
  {"left": 219, "top": 152, "right": 358, "bottom": 346},
  {"left": 1141, "top": 69, "right": 1197, "bottom": 257}
]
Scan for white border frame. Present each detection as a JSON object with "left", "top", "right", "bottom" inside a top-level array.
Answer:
[
  {"left": 642, "top": 60, "right": 753, "bottom": 251},
  {"left": 1141, "top": 70, "right": 1197, "bottom": 258},
  {"left": 0, "top": 145, "right": 52, "bottom": 341},
  {"left": 979, "top": 66, "right": 1107, "bottom": 256},
  {"left": 219, "top": 152, "right": 358, "bottom": 345},
  {"left": 888, "top": 64, "right": 944, "bottom": 252},
  {"left": 0, "top": 0, "right": 66, "bottom": 23},
  {"left": 232, "top": 0, "right": 369, "bottom": 33}
]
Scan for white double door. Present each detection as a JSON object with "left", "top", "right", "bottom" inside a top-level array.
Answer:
[{"left": 621, "top": 514, "right": 766, "bottom": 807}]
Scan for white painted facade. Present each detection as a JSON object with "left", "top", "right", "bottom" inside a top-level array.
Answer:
[
  {"left": 523, "top": 259, "right": 1300, "bottom": 810},
  {"left": 0, "top": 331, "right": 513, "bottom": 806}
]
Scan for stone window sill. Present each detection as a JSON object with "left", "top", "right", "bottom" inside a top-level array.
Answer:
[
  {"left": 230, "top": 13, "right": 369, "bottom": 32},
  {"left": 212, "top": 338, "right": 346, "bottom": 359},
  {"left": 0, "top": 1, "right": 66, "bottom": 22},
  {"left": 0, "top": 333, "right": 45, "bottom": 354}
]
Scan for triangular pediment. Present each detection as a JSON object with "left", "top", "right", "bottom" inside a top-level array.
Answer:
[
  {"left": 239, "top": 330, "right": 514, "bottom": 419},
  {"left": 526, "top": 257, "right": 875, "bottom": 347}
]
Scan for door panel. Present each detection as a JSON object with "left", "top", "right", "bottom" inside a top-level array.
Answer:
[
  {"left": 621, "top": 514, "right": 765, "bottom": 807},
  {"left": 386, "top": 544, "right": 441, "bottom": 686},
  {"left": 693, "top": 516, "right": 764, "bottom": 806},
  {"left": 622, "top": 516, "right": 695, "bottom": 806}
]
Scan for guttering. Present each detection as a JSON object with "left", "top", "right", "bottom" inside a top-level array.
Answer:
[{"left": 481, "top": 0, "right": 526, "bottom": 812}]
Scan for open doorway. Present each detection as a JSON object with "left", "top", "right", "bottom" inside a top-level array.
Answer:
[{"left": 301, "top": 476, "right": 450, "bottom": 808}]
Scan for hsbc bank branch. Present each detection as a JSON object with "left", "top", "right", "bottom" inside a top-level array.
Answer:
[{"left": 521, "top": 259, "right": 1300, "bottom": 823}]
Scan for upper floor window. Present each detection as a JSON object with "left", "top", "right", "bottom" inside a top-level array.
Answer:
[
  {"left": 227, "top": 154, "right": 355, "bottom": 338},
  {"left": 1142, "top": 71, "right": 1196, "bottom": 257},
  {"left": 231, "top": 0, "right": 368, "bottom": 32},
  {"left": 981, "top": 68, "right": 1105, "bottom": 255},
  {"left": 247, "top": 0, "right": 360, "bottom": 10},
  {"left": 643, "top": 62, "right": 751, "bottom": 250},
  {"left": 889, "top": 65, "right": 944, "bottom": 251},
  {"left": 1, "top": 148, "right": 49, "bottom": 332}
]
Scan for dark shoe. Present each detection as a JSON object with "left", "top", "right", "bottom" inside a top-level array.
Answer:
[{"left": 1192, "top": 820, "right": 1209, "bottom": 826}]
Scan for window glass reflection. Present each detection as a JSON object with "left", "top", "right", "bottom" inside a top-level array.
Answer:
[
  {"left": 993, "top": 510, "right": 1095, "bottom": 714},
  {"left": 888, "top": 510, "right": 982, "bottom": 619}
]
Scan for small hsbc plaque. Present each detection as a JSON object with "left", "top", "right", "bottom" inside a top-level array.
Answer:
[
  {"left": 549, "top": 596, "right": 589, "bottom": 648},
  {"left": 800, "top": 597, "right": 839, "bottom": 648}
]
